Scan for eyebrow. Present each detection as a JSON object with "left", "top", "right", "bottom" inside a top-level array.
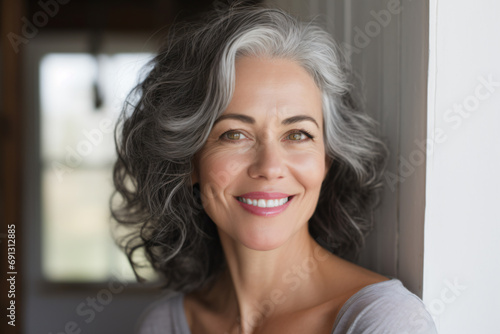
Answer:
[{"left": 214, "top": 113, "right": 319, "bottom": 128}]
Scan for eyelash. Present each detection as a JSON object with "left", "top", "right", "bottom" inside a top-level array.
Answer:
[{"left": 219, "top": 128, "right": 315, "bottom": 143}]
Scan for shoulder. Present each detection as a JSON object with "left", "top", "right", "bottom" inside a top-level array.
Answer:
[
  {"left": 332, "top": 279, "right": 437, "bottom": 334},
  {"left": 135, "top": 291, "right": 189, "bottom": 334}
]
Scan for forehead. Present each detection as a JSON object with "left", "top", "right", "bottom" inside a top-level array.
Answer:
[{"left": 225, "top": 56, "right": 323, "bottom": 125}]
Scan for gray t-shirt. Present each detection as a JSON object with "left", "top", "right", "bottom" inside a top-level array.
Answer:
[{"left": 136, "top": 278, "right": 438, "bottom": 333}]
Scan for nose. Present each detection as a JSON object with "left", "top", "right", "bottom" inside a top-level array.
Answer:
[{"left": 247, "top": 140, "right": 286, "bottom": 181}]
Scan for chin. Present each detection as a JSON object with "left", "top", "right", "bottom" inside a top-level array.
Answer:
[{"left": 236, "top": 229, "right": 292, "bottom": 252}]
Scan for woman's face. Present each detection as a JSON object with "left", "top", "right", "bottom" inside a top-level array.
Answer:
[{"left": 192, "top": 56, "right": 330, "bottom": 251}]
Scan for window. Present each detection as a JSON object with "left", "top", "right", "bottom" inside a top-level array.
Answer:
[{"left": 40, "top": 52, "right": 154, "bottom": 282}]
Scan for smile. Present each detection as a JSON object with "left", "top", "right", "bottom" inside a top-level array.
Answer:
[
  {"left": 234, "top": 195, "right": 294, "bottom": 217},
  {"left": 236, "top": 197, "right": 289, "bottom": 207}
]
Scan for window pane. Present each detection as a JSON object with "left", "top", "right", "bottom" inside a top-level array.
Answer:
[{"left": 40, "top": 53, "right": 154, "bottom": 282}]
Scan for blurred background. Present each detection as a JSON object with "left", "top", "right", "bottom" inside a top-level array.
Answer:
[{"left": 2, "top": 0, "right": 500, "bottom": 333}]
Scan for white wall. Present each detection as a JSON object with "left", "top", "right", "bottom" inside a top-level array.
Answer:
[{"left": 424, "top": 0, "right": 500, "bottom": 333}]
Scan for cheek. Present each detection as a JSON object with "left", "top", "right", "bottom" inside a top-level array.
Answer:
[
  {"left": 289, "top": 151, "right": 326, "bottom": 186},
  {"left": 198, "top": 151, "right": 246, "bottom": 197}
]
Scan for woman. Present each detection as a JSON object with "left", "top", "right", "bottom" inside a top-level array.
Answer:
[{"left": 112, "top": 3, "right": 437, "bottom": 333}]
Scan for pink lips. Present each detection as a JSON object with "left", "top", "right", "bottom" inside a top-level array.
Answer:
[
  {"left": 235, "top": 192, "right": 294, "bottom": 217},
  {"left": 237, "top": 192, "right": 291, "bottom": 199}
]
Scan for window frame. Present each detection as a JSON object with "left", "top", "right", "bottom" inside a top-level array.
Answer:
[{"left": 24, "top": 31, "right": 161, "bottom": 292}]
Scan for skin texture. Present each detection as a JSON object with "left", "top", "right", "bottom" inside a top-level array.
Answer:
[{"left": 189, "top": 56, "right": 388, "bottom": 334}]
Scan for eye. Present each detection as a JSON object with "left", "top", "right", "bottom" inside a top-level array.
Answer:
[
  {"left": 219, "top": 129, "right": 315, "bottom": 143},
  {"left": 286, "top": 130, "right": 315, "bottom": 142},
  {"left": 220, "top": 130, "right": 248, "bottom": 142}
]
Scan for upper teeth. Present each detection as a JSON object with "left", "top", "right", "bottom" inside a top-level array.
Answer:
[{"left": 237, "top": 197, "right": 289, "bottom": 208}]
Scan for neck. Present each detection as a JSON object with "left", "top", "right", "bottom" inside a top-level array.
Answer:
[{"left": 215, "top": 226, "right": 333, "bottom": 333}]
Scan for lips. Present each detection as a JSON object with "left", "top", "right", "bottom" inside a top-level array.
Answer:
[
  {"left": 237, "top": 192, "right": 292, "bottom": 199},
  {"left": 237, "top": 197, "right": 289, "bottom": 208},
  {"left": 234, "top": 192, "right": 295, "bottom": 217}
]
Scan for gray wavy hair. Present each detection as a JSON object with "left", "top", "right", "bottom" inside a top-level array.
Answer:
[{"left": 112, "top": 2, "right": 387, "bottom": 292}]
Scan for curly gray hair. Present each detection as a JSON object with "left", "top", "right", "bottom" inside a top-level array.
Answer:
[{"left": 111, "top": 2, "right": 387, "bottom": 292}]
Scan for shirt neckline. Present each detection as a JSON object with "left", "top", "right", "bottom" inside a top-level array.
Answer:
[{"left": 178, "top": 277, "right": 400, "bottom": 334}]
